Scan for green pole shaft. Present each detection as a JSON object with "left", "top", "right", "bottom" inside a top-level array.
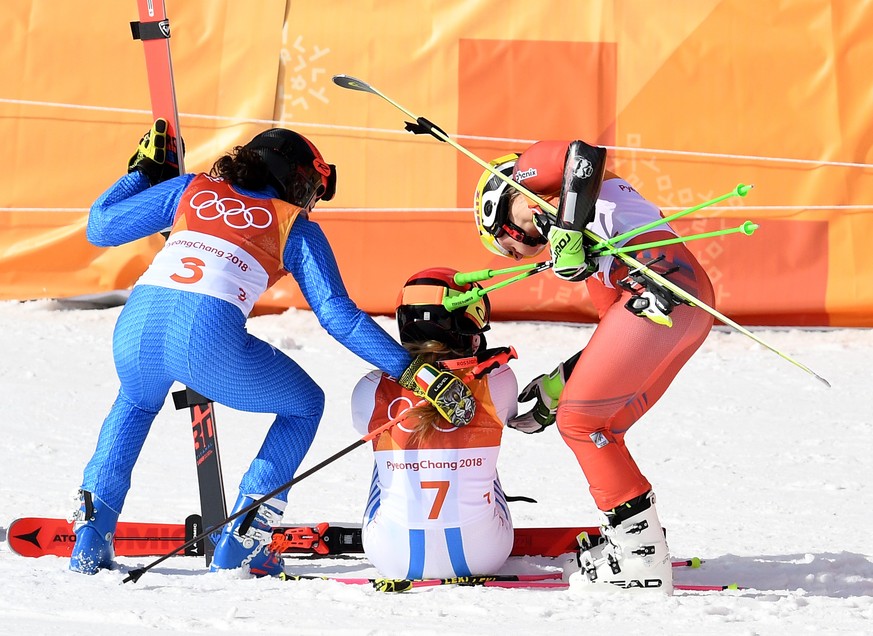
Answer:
[
  {"left": 589, "top": 184, "right": 752, "bottom": 253},
  {"left": 454, "top": 262, "right": 541, "bottom": 285},
  {"left": 444, "top": 263, "right": 551, "bottom": 311},
  {"left": 592, "top": 221, "right": 759, "bottom": 256}
]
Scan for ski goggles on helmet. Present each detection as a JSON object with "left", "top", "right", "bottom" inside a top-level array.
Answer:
[
  {"left": 292, "top": 159, "right": 336, "bottom": 210},
  {"left": 396, "top": 283, "right": 490, "bottom": 336}
]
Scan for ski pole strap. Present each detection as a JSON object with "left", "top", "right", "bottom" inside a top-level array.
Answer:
[{"left": 130, "top": 19, "right": 170, "bottom": 41}]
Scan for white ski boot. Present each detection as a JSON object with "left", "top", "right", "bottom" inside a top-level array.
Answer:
[{"left": 570, "top": 491, "right": 673, "bottom": 594}]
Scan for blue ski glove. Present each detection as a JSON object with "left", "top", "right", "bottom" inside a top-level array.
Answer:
[
  {"left": 128, "top": 118, "right": 183, "bottom": 185},
  {"left": 399, "top": 356, "right": 476, "bottom": 427},
  {"left": 508, "top": 351, "right": 581, "bottom": 434},
  {"left": 533, "top": 214, "right": 595, "bottom": 282}
]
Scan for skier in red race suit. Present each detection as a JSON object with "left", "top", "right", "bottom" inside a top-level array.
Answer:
[
  {"left": 69, "top": 121, "right": 474, "bottom": 577},
  {"left": 472, "top": 140, "right": 715, "bottom": 594}
]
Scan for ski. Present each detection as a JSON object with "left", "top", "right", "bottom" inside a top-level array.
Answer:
[
  {"left": 279, "top": 572, "right": 741, "bottom": 593},
  {"left": 172, "top": 387, "right": 227, "bottom": 566},
  {"left": 130, "top": 0, "right": 184, "bottom": 173},
  {"left": 6, "top": 516, "right": 599, "bottom": 560},
  {"left": 131, "top": 1, "right": 228, "bottom": 566},
  {"left": 6, "top": 514, "right": 205, "bottom": 558},
  {"left": 279, "top": 571, "right": 565, "bottom": 592},
  {"left": 269, "top": 523, "right": 600, "bottom": 558}
]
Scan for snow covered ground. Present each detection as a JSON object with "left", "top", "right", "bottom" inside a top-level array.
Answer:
[{"left": 0, "top": 299, "right": 871, "bottom": 635}]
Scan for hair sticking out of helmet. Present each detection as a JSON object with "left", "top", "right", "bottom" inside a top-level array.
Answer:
[
  {"left": 243, "top": 129, "right": 337, "bottom": 208},
  {"left": 473, "top": 153, "right": 519, "bottom": 258},
  {"left": 396, "top": 267, "right": 491, "bottom": 355}
]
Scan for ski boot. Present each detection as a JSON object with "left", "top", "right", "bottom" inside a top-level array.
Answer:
[
  {"left": 571, "top": 491, "right": 673, "bottom": 594},
  {"left": 210, "top": 494, "right": 285, "bottom": 577},
  {"left": 69, "top": 489, "right": 120, "bottom": 574}
]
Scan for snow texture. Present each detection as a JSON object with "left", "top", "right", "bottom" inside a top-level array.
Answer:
[{"left": 1, "top": 299, "right": 871, "bottom": 635}]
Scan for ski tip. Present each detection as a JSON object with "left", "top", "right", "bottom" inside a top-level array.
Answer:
[{"left": 332, "top": 75, "right": 375, "bottom": 93}]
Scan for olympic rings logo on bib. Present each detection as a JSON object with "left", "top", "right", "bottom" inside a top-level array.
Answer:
[
  {"left": 388, "top": 396, "right": 416, "bottom": 433},
  {"left": 191, "top": 190, "right": 273, "bottom": 229},
  {"left": 387, "top": 395, "right": 461, "bottom": 435}
]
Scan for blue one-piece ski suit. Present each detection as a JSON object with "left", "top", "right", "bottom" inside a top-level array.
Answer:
[{"left": 82, "top": 170, "right": 411, "bottom": 512}]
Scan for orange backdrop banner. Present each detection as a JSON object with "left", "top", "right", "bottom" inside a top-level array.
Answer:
[{"left": 2, "top": 1, "right": 871, "bottom": 326}]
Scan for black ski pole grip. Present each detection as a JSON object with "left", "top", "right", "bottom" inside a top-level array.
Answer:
[{"left": 404, "top": 117, "right": 449, "bottom": 142}]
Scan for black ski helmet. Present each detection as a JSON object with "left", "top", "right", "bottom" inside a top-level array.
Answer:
[
  {"left": 243, "top": 129, "right": 337, "bottom": 207},
  {"left": 396, "top": 267, "right": 491, "bottom": 354}
]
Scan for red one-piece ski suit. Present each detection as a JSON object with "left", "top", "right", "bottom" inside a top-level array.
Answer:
[{"left": 515, "top": 141, "right": 715, "bottom": 511}]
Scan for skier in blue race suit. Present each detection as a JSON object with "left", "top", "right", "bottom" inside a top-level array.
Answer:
[{"left": 69, "top": 120, "right": 474, "bottom": 577}]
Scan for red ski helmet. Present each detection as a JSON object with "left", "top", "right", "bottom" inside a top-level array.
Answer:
[
  {"left": 396, "top": 267, "right": 490, "bottom": 354},
  {"left": 244, "top": 129, "right": 337, "bottom": 208}
]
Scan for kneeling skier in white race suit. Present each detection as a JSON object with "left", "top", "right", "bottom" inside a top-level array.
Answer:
[{"left": 351, "top": 268, "right": 519, "bottom": 580}]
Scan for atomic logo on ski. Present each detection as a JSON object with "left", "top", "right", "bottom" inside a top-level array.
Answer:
[{"left": 12, "top": 528, "right": 42, "bottom": 550}]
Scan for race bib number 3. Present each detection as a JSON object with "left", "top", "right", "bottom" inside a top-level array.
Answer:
[{"left": 137, "top": 230, "right": 269, "bottom": 314}]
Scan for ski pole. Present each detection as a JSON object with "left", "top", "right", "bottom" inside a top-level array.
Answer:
[
  {"left": 591, "top": 221, "right": 759, "bottom": 257},
  {"left": 280, "top": 572, "right": 742, "bottom": 592},
  {"left": 453, "top": 221, "right": 758, "bottom": 295},
  {"left": 280, "top": 571, "right": 564, "bottom": 592},
  {"left": 588, "top": 184, "right": 753, "bottom": 253},
  {"left": 333, "top": 74, "right": 830, "bottom": 387},
  {"left": 454, "top": 263, "right": 543, "bottom": 285},
  {"left": 444, "top": 261, "right": 553, "bottom": 311},
  {"left": 334, "top": 75, "right": 559, "bottom": 216},
  {"left": 122, "top": 401, "right": 424, "bottom": 583}
]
